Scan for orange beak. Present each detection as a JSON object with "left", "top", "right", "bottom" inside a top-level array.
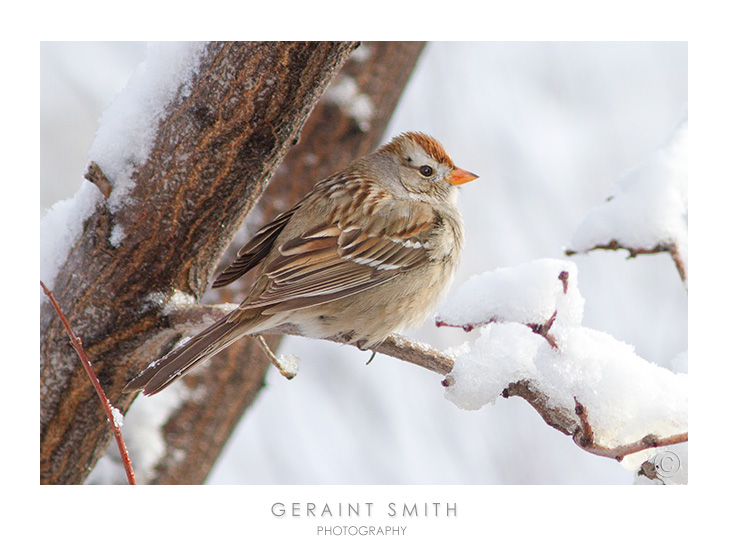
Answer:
[{"left": 447, "top": 167, "right": 479, "bottom": 185}]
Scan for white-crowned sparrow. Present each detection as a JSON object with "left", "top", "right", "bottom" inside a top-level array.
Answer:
[{"left": 125, "top": 131, "right": 478, "bottom": 395}]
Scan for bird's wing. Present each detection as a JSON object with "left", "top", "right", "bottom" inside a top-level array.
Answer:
[
  {"left": 212, "top": 205, "right": 299, "bottom": 288},
  {"left": 241, "top": 197, "right": 438, "bottom": 313}
]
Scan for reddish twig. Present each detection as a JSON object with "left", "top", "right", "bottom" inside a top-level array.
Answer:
[
  {"left": 40, "top": 280, "right": 136, "bottom": 485},
  {"left": 527, "top": 310, "right": 559, "bottom": 349},
  {"left": 572, "top": 397, "right": 688, "bottom": 461},
  {"left": 436, "top": 271, "right": 568, "bottom": 349},
  {"left": 573, "top": 397, "right": 595, "bottom": 447},
  {"left": 586, "top": 432, "right": 689, "bottom": 461},
  {"left": 565, "top": 240, "right": 686, "bottom": 285}
]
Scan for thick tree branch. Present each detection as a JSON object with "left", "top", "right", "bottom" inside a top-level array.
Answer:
[{"left": 41, "top": 41, "right": 360, "bottom": 484}]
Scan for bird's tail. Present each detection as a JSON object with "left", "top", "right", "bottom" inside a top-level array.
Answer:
[{"left": 124, "top": 313, "right": 250, "bottom": 396}]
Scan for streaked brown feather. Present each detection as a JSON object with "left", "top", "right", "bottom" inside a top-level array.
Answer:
[
  {"left": 124, "top": 314, "right": 247, "bottom": 395},
  {"left": 212, "top": 206, "right": 299, "bottom": 288},
  {"left": 240, "top": 198, "right": 437, "bottom": 313}
]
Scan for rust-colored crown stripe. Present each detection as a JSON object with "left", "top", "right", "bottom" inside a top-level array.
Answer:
[{"left": 379, "top": 131, "right": 455, "bottom": 168}]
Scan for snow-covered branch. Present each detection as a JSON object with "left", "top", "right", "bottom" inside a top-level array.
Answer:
[
  {"left": 412, "top": 116, "right": 688, "bottom": 471},
  {"left": 164, "top": 256, "right": 687, "bottom": 465},
  {"left": 565, "top": 115, "right": 688, "bottom": 286},
  {"left": 435, "top": 259, "right": 687, "bottom": 461}
]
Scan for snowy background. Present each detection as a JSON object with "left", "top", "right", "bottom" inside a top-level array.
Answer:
[{"left": 40, "top": 41, "right": 688, "bottom": 484}]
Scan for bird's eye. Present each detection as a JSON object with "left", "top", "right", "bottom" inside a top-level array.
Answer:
[{"left": 419, "top": 165, "right": 434, "bottom": 177}]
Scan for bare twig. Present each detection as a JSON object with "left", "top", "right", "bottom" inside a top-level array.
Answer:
[
  {"left": 572, "top": 397, "right": 687, "bottom": 461},
  {"left": 565, "top": 240, "right": 687, "bottom": 285},
  {"left": 558, "top": 270, "right": 570, "bottom": 294},
  {"left": 256, "top": 335, "right": 296, "bottom": 379},
  {"left": 370, "top": 333, "right": 455, "bottom": 376},
  {"left": 84, "top": 161, "right": 113, "bottom": 198},
  {"left": 40, "top": 280, "right": 136, "bottom": 485},
  {"left": 573, "top": 397, "right": 595, "bottom": 447},
  {"left": 528, "top": 310, "right": 558, "bottom": 349},
  {"left": 167, "top": 307, "right": 457, "bottom": 377},
  {"left": 502, "top": 380, "right": 579, "bottom": 436},
  {"left": 585, "top": 432, "right": 688, "bottom": 461}
]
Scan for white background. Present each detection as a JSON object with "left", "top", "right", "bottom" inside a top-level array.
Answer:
[{"left": 25, "top": 0, "right": 730, "bottom": 552}]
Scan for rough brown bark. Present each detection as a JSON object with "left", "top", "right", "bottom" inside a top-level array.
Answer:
[
  {"left": 41, "top": 41, "right": 426, "bottom": 485},
  {"left": 40, "top": 41, "right": 359, "bottom": 484}
]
